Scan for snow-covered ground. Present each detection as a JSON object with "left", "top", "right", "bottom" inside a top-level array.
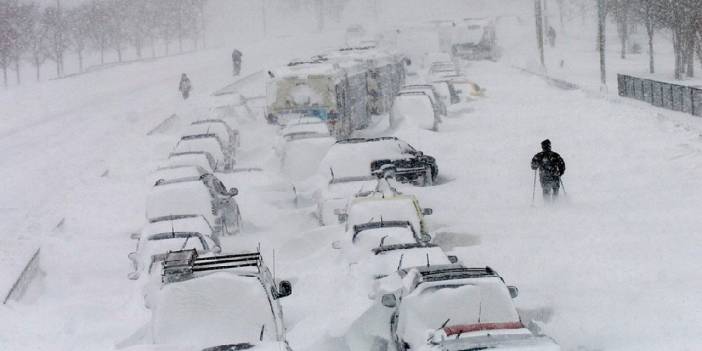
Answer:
[{"left": 2, "top": 17, "right": 702, "bottom": 351}]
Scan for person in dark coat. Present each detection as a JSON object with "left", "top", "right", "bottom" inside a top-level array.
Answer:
[
  {"left": 531, "top": 139, "right": 566, "bottom": 200},
  {"left": 232, "top": 49, "right": 243, "bottom": 76},
  {"left": 547, "top": 26, "right": 557, "bottom": 48},
  {"left": 179, "top": 73, "right": 192, "bottom": 100}
]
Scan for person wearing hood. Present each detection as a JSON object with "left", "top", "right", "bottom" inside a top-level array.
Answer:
[
  {"left": 531, "top": 139, "right": 566, "bottom": 200},
  {"left": 179, "top": 73, "right": 192, "bottom": 100}
]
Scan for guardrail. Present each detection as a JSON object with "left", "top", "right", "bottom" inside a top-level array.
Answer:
[
  {"left": 3, "top": 248, "right": 41, "bottom": 304},
  {"left": 617, "top": 74, "right": 702, "bottom": 117}
]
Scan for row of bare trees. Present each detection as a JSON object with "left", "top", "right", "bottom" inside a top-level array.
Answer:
[
  {"left": 0, "top": 0, "right": 206, "bottom": 87},
  {"left": 607, "top": 0, "right": 702, "bottom": 79}
]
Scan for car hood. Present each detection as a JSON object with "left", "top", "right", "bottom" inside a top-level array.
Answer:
[{"left": 428, "top": 332, "right": 560, "bottom": 351}]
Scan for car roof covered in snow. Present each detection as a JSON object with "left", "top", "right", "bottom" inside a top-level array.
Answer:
[
  {"left": 162, "top": 152, "right": 216, "bottom": 173},
  {"left": 270, "top": 60, "right": 343, "bottom": 81},
  {"left": 319, "top": 137, "right": 411, "bottom": 179},
  {"left": 152, "top": 272, "right": 278, "bottom": 346},
  {"left": 144, "top": 214, "right": 215, "bottom": 237},
  {"left": 173, "top": 136, "right": 226, "bottom": 164},
  {"left": 367, "top": 244, "right": 450, "bottom": 279},
  {"left": 184, "top": 123, "right": 236, "bottom": 144},
  {"left": 145, "top": 179, "right": 215, "bottom": 225},
  {"left": 149, "top": 166, "right": 209, "bottom": 186}
]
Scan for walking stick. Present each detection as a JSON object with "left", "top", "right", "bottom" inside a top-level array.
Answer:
[
  {"left": 531, "top": 170, "right": 537, "bottom": 206},
  {"left": 559, "top": 178, "right": 567, "bottom": 196}
]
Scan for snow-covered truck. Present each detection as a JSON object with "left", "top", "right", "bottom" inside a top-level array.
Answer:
[
  {"left": 321, "top": 46, "right": 406, "bottom": 115},
  {"left": 266, "top": 58, "right": 370, "bottom": 138},
  {"left": 451, "top": 18, "right": 499, "bottom": 61}
]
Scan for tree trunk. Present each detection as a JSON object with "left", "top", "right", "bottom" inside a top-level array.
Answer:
[
  {"left": 647, "top": 25, "right": 654, "bottom": 74},
  {"left": 14, "top": 59, "right": 20, "bottom": 85},
  {"left": 150, "top": 36, "right": 156, "bottom": 58},
  {"left": 135, "top": 40, "right": 142, "bottom": 58},
  {"left": 117, "top": 47, "right": 122, "bottom": 62},
  {"left": 78, "top": 50, "right": 83, "bottom": 72},
  {"left": 34, "top": 58, "right": 41, "bottom": 81},
  {"left": 3, "top": 66, "right": 7, "bottom": 87},
  {"left": 598, "top": 0, "right": 606, "bottom": 87}
]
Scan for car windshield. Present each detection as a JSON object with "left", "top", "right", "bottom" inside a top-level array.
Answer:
[
  {"left": 347, "top": 197, "right": 422, "bottom": 234},
  {"left": 353, "top": 226, "right": 417, "bottom": 249},
  {"left": 152, "top": 272, "right": 277, "bottom": 346},
  {"left": 145, "top": 181, "right": 215, "bottom": 225},
  {"left": 370, "top": 246, "right": 450, "bottom": 278}
]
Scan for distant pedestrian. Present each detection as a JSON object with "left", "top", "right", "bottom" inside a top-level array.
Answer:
[
  {"left": 179, "top": 73, "right": 192, "bottom": 99},
  {"left": 547, "top": 26, "right": 557, "bottom": 48},
  {"left": 232, "top": 49, "right": 243, "bottom": 76},
  {"left": 531, "top": 139, "right": 566, "bottom": 201}
]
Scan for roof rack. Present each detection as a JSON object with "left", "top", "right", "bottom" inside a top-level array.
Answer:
[{"left": 162, "top": 249, "right": 261, "bottom": 284}]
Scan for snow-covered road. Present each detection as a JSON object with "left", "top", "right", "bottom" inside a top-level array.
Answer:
[{"left": 2, "top": 32, "right": 702, "bottom": 351}]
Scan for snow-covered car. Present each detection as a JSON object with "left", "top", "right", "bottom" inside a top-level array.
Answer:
[
  {"left": 127, "top": 214, "right": 221, "bottom": 281},
  {"left": 143, "top": 249, "right": 293, "bottom": 351},
  {"left": 398, "top": 85, "right": 447, "bottom": 116},
  {"left": 391, "top": 92, "right": 440, "bottom": 131},
  {"left": 173, "top": 134, "right": 234, "bottom": 172},
  {"left": 148, "top": 165, "right": 210, "bottom": 186},
  {"left": 341, "top": 194, "right": 433, "bottom": 236},
  {"left": 379, "top": 265, "right": 559, "bottom": 351},
  {"left": 276, "top": 121, "right": 335, "bottom": 180},
  {"left": 146, "top": 177, "right": 242, "bottom": 236},
  {"left": 160, "top": 151, "right": 216, "bottom": 173},
  {"left": 184, "top": 120, "right": 240, "bottom": 157},
  {"left": 321, "top": 137, "right": 439, "bottom": 187},
  {"left": 363, "top": 243, "right": 455, "bottom": 280},
  {"left": 427, "top": 62, "right": 459, "bottom": 81},
  {"left": 315, "top": 175, "right": 379, "bottom": 225}
]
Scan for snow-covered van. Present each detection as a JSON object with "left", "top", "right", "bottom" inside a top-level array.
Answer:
[{"left": 266, "top": 58, "right": 369, "bottom": 138}]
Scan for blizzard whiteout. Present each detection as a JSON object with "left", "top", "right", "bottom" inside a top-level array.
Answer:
[{"left": 2, "top": 1, "right": 702, "bottom": 351}]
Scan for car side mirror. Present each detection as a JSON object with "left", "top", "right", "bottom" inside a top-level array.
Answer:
[
  {"left": 420, "top": 233, "right": 432, "bottom": 242},
  {"left": 447, "top": 255, "right": 459, "bottom": 264},
  {"left": 212, "top": 246, "right": 222, "bottom": 254},
  {"left": 276, "top": 280, "right": 292, "bottom": 299},
  {"left": 331, "top": 240, "right": 342, "bottom": 250},
  {"left": 229, "top": 187, "right": 238, "bottom": 196},
  {"left": 128, "top": 252, "right": 137, "bottom": 261},
  {"left": 381, "top": 294, "right": 397, "bottom": 308},
  {"left": 508, "top": 286, "right": 519, "bottom": 299},
  {"left": 127, "top": 271, "right": 140, "bottom": 280},
  {"left": 422, "top": 208, "right": 433, "bottom": 216},
  {"left": 130, "top": 232, "right": 141, "bottom": 240}
]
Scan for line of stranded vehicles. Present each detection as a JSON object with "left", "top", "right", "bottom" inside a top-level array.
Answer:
[{"left": 122, "top": 46, "right": 560, "bottom": 351}]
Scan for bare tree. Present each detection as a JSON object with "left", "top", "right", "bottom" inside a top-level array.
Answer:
[
  {"left": 43, "top": 4, "right": 69, "bottom": 77},
  {"left": 67, "top": 4, "right": 89, "bottom": 72},
  {"left": 26, "top": 3, "right": 48, "bottom": 81}
]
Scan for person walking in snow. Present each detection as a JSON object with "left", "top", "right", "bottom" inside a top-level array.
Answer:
[
  {"left": 547, "top": 26, "right": 557, "bottom": 48},
  {"left": 179, "top": 73, "right": 192, "bottom": 100},
  {"left": 232, "top": 49, "right": 243, "bottom": 76},
  {"left": 531, "top": 139, "right": 566, "bottom": 201}
]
